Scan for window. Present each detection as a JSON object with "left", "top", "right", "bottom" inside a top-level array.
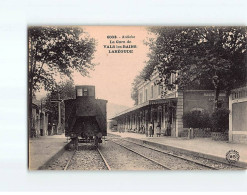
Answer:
[
  {"left": 158, "top": 85, "right": 163, "bottom": 95},
  {"left": 83, "top": 88, "right": 88, "bottom": 96},
  {"left": 145, "top": 89, "right": 148, "bottom": 101},
  {"left": 77, "top": 88, "right": 82, "bottom": 96},
  {"left": 139, "top": 92, "right": 143, "bottom": 104},
  {"left": 171, "top": 73, "right": 175, "bottom": 83}
]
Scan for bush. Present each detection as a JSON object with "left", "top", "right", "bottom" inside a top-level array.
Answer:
[
  {"left": 183, "top": 110, "right": 211, "bottom": 129},
  {"left": 211, "top": 108, "right": 230, "bottom": 132}
]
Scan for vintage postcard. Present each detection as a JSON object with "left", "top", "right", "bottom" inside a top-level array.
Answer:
[{"left": 28, "top": 26, "right": 247, "bottom": 170}]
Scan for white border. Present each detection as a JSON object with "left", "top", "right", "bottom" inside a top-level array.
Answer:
[{"left": 0, "top": 0, "right": 247, "bottom": 192}]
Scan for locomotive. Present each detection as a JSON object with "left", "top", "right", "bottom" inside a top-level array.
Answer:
[{"left": 64, "top": 85, "right": 107, "bottom": 148}]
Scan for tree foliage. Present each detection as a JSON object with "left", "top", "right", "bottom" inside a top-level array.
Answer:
[
  {"left": 145, "top": 26, "right": 247, "bottom": 108},
  {"left": 28, "top": 26, "right": 96, "bottom": 134},
  {"left": 28, "top": 26, "right": 96, "bottom": 93},
  {"left": 211, "top": 108, "right": 230, "bottom": 132},
  {"left": 42, "top": 80, "right": 76, "bottom": 127},
  {"left": 131, "top": 75, "right": 143, "bottom": 105},
  {"left": 183, "top": 110, "right": 211, "bottom": 129},
  {"left": 183, "top": 108, "right": 229, "bottom": 132}
]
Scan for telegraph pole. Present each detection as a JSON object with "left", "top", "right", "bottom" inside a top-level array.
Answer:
[
  {"left": 58, "top": 93, "right": 61, "bottom": 134},
  {"left": 51, "top": 92, "right": 63, "bottom": 134}
]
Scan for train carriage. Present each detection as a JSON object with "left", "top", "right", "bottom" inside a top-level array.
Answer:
[{"left": 64, "top": 85, "right": 107, "bottom": 148}]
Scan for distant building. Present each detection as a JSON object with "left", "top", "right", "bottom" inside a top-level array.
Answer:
[
  {"left": 111, "top": 70, "right": 228, "bottom": 137},
  {"left": 229, "top": 85, "right": 247, "bottom": 143},
  {"left": 30, "top": 100, "right": 51, "bottom": 137},
  {"left": 107, "top": 119, "right": 118, "bottom": 131},
  {"left": 31, "top": 103, "right": 40, "bottom": 137}
]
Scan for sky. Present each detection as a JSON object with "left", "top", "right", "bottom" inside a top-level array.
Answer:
[
  {"left": 35, "top": 26, "right": 151, "bottom": 107},
  {"left": 71, "top": 26, "right": 150, "bottom": 107}
]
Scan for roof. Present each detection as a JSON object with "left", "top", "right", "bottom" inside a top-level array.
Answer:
[
  {"left": 32, "top": 103, "right": 39, "bottom": 109},
  {"left": 110, "top": 97, "right": 177, "bottom": 120},
  {"left": 32, "top": 98, "right": 41, "bottom": 106},
  {"left": 75, "top": 85, "right": 95, "bottom": 88},
  {"left": 231, "top": 84, "right": 247, "bottom": 92}
]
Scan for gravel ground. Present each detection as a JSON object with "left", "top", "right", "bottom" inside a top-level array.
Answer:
[
  {"left": 41, "top": 135, "right": 240, "bottom": 171},
  {"left": 44, "top": 144, "right": 108, "bottom": 170},
  {"left": 111, "top": 138, "right": 213, "bottom": 170},
  {"left": 122, "top": 138, "right": 243, "bottom": 170},
  {"left": 99, "top": 139, "right": 168, "bottom": 170},
  {"left": 124, "top": 138, "right": 242, "bottom": 170},
  {"left": 45, "top": 150, "right": 75, "bottom": 170},
  {"left": 67, "top": 144, "right": 108, "bottom": 170}
]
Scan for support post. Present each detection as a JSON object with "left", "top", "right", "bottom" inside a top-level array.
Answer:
[{"left": 57, "top": 93, "right": 61, "bottom": 134}]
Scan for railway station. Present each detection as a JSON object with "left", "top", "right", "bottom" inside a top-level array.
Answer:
[
  {"left": 27, "top": 26, "right": 247, "bottom": 171},
  {"left": 29, "top": 83, "right": 247, "bottom": 170},
  {"left": 29, "top": 127, "right": 247, "bottom": 170},
  {"left": 28, "top": 74, "right": 247, "bottom": 170},
  {"left": 111, "top": 69, "right": 229, "bottom": 139}
]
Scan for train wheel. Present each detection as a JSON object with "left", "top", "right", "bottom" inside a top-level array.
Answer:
[
  {"left": 71, "top": 137, "right": 78, "bottom": 150},
  {"left": 94, "top": 137, "right": 99, "bottom": 148}
]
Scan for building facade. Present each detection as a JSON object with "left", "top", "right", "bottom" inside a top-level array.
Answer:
[
  {"left": 229, "top": 85, "right": 247, "bottom": 143},
  {"left": 31, "top": 102, "right": 51, "bottom": 137},
  {"left": 111, "top": 71, "right": 228, "bottom": 137}
]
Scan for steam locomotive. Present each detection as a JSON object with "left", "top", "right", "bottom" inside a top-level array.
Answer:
[{"left": 64, "top": 85, "right": 107, "bottom": 148}]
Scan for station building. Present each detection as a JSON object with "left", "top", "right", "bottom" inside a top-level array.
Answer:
[{"left": 111, "top": 70, "right": 228, "bottom": 138}]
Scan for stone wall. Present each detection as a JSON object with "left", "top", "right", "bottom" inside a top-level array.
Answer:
[
  {"left": 175, "top": 91, "right": 183, "bottom": 137},
  {"left": 232, "top": 134, "right": 247, "bottom": 144}
]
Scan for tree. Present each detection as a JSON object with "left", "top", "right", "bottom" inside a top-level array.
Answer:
[
  {"left": 42, "top": 80, "right": 76, "bottom": 132},
  {"left": 28, "top": 26, "right": 96, "bottom": 135},
  {"left": 211, "top": 108, "right": 230, "bottom": 132},
  {"left": 183, "top": 110, "right": 211, "bottom": 129},
  {"left": 146, "top": 26, "right": 247, "bottom": 109},
  {"left": 131, "top": 75, "right": 143, "bottom": 105}
]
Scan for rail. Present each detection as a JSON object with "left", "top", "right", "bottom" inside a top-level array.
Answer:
[
  {"left": 63, "top": 150, "right": 77, "bottom": 171},
  {"left": 110, "top": 139, "right": 172, "bottom": 170},
  {"left": 122, "top": 138, "right": 243, "bottom": 170},
  {"left": 97, "top": 148, "right": 111, "bottom": 170}
]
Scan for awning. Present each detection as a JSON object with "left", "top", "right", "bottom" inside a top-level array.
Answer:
[{"left": 110, "top": 97, "right": 177, "bottom": 120}]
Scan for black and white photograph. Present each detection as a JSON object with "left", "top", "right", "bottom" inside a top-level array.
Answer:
[{"left": 28, "top": 26, "right": 247, "bottom": 171}]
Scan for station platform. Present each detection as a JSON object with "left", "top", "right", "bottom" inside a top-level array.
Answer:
[
  {"left": 29, "top": 134, "right": 68, "bottom": 170},
  {"left": 108, "top": 131, "right": 247, "bottom": 168}
]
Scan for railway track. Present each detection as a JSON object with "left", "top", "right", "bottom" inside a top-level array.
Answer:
[
  {"left": 63, "top": 144, "right": 109, "bottom": 170},
  {"left": 109, "top": 139, "right": 172, "bottom": 170},
  {"left": 63, "top": 150, "right": 77, "bottom": 171},
  {"left": 114, "top": 138, "right": 242, "bottom": 170},
  {"left": 109, "top": 138, "right": 222, "bottom": 170},
  {"left": 117, "top": 139, "right": 216, "bottom": 170},
  {"left": 97, "top": 147, "right": 111, "bottom": 170},
  {"left": 50, "top": 136, "right": 242, "bottom": 170},
  {"left": 64, "top": 147, "right": 111, "bottom": 171},
  {"left": 63, "top": 141, "right": 167, "bottom": 170}
]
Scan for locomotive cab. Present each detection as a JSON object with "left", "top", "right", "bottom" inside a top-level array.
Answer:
[{"left": 76, "top": 85, "right": 95, "bottom": 98}]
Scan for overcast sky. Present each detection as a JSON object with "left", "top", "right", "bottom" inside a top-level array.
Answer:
[{"left": 72, "top": 26, "right": 150, "bottom": 107}]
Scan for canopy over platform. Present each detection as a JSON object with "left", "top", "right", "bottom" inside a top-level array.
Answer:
[{"left": 111, "top": 98, "right": 177, "bottom": 120}]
